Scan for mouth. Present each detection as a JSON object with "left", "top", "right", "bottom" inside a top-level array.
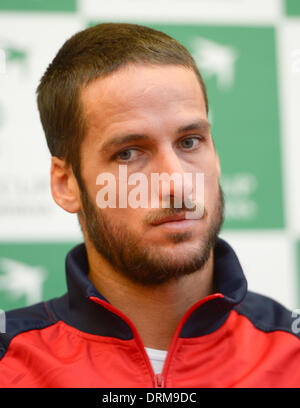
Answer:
[{"left": 150, "top": 212, "right": 188, "bottom": 226}]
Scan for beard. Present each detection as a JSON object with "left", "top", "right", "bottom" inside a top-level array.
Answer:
[{"left": 78, "top": 179, "right": 224, "bottom": 286}]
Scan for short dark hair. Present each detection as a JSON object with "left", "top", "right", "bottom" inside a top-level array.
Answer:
[{"left": 36, "top": 22, "right": 209, "bottom": 180}]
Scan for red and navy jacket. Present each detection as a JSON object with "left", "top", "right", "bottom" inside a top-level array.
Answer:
[{"left": 1, "top": 238, "right": 300, "bottom": 387}]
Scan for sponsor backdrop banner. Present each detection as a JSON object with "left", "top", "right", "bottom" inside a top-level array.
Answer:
[{"left": 0, "top": 0, "right": 299, "bottom": 312}]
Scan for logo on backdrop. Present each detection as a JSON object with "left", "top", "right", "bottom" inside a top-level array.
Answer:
[
  {"left": 0, "top": 258, "right": 47, "bottom": 306},
  {"left": 0, "top": 39, "right": 28, "bottom": 71},
  {"left": 191, "top": 36, "right": 239, "bottom": 91}
]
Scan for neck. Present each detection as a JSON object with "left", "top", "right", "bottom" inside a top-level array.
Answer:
[{"left": 86, "top": 243, "right": 215, "bottom": 350}]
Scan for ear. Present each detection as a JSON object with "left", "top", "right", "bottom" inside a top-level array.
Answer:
[{"left": 50, "top": 157, "right": 81, "bottom": 213}]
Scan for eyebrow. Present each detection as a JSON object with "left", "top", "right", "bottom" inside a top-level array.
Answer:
[
  {"left": 176, "top": 119, "right": 210, "bottom": 134},
  {"left": 100, "top": 134, "right": 151, "bottom": 153},
  {"left": 99, "top": 119, "right": 210, "bottom": 154}
]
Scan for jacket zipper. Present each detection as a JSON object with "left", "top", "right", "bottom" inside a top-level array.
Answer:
[
  {"left": 154, "top": 373, "right": 164, "bottom": 388},
  {"left": 90, "top": 293, "right": 224, "bottom": 387}
]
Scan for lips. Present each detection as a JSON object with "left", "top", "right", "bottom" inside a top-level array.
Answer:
[{"left": 150, "top": 212, "right": 187, "bottom": 226}]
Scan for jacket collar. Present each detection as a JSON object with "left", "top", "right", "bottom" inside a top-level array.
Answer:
[{"left": 51, "top": 237, "right": 247, "bottom": 339}]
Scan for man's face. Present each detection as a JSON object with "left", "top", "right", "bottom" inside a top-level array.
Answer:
[{"left": 78, "top": 64, "right": 224, "bottom": 285}]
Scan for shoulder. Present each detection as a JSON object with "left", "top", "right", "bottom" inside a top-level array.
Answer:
[
  {"left": 0, "top": 301, "right": 57, "bottom": 360},
  {"left": 235, "top": 290, "right": 300, "bottom": 339}
]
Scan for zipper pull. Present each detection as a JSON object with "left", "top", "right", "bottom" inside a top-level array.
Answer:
[{"left": 154, "top": 373, "right": 165, "bottom": 388}]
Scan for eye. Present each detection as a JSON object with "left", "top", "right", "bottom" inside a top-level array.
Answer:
[
  {"left": 179, "top": 136, "right": 202, "bottom": 150},
  {"left": 114, "top": 148, "right": 141, "bottom": 162}
]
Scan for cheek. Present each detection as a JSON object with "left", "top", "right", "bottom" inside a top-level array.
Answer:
[
  {"left": 202, "top": 152, "right": 220, "bottom": 184},
  {"left": 105, "top": 205, "right": 145, "bottom": 225},
  {"left": 202, "top": 167, "right": 220, "bottom": 205},
  {"left": 105, "top": 206, "right": 146, "bottom": 237}
]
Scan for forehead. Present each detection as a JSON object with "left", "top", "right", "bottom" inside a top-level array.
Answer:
[{"left": 80, "top": 64, "right": 207, "bottom": 141}]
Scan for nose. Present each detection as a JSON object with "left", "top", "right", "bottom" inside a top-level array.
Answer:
[{"left": 150, "top": 146, "right": 191, "bottom": 209}]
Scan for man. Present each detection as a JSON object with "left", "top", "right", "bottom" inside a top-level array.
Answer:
[{"left": 0, "top": 23, "right": 299, "bottom": 388}]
